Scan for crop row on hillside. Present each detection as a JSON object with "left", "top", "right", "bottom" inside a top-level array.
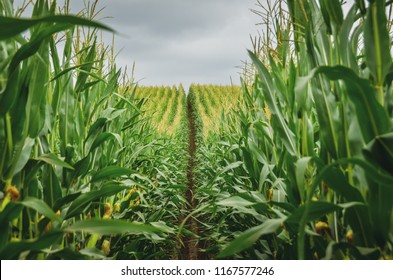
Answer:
[
  {"left": 135, "top": 85, "right": 187, "bottom": 136},
  {"left": 189, "top": 84, "right": 242, "bottom": 138}
]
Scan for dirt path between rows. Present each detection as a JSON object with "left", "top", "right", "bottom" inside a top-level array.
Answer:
[{"left": 180, "top": 96, "right": 200, "bottom": 259}]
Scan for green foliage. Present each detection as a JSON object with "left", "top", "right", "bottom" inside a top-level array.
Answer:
[
  {"left": 0, "top": 0, "right": 188, "bottom": 260},
  {"left": 2, "top": 0, "right": 392, "bottom": 261},
  {"left": 195, "top": 0, "right": 393, "bottom": 260}
]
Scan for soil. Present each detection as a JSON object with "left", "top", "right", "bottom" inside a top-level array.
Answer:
[{"left": 179, "top": 97, "right": 201, "bottom": 260}]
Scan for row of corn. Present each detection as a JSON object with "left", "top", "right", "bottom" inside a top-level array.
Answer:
[
  {"left": 0, "top": 0, "right": 189, "bottom": 259},
  {"left": 194, "top": 0, "right": 393, "bottom": 259}
]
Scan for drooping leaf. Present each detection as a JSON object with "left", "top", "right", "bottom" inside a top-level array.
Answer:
[
  {"left": 285, "top": 201, "right": 341, "bottom": 232},
  {"left": 363, "top": 132, "right": 393, "bottom": 174},
  {"left": 216, "top": 196, "right": 256, "bottom": 208},
  {"left": 0, "top": 15, "right": 114, "bottom": 40},
  {"left": 65, "top": 183, "right": 130, "bottom": 219},
  {"left": 249, "top": 50, "right": 297, "bottom": 156},
  {"left": 89, "top": 132, "right": 121, "bottom": 153},
  {"left": 67, "top": 219, "right": 161, "bottom": 235},
  {"left": 19, "top": 197, "right": 61, "bottom": 222},
  {"left": 218, "top": 218, "right": 285, "bottom": 258},
  {"left": 35, "top": 153, "right": 74, "bottom": 170},
  {"left": 91, "top": 166, "right": 132, "bottom": 183},
  {"left": 314, "top": 66, "right": 390, "bottom": 142},
  {"left": 0, "top": 231, "right": 63, "bottom": 259}
]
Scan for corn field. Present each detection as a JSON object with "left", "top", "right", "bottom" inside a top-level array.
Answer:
[{"left": 0, "top": 0, "right": 392, "bottom": 260}]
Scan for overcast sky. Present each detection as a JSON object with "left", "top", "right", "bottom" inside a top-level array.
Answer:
[
  {"left": 15, "top": 0, "right": 261, "bottom": 88},
  {"left": 89, "top": 0, "right": 260, "bottom": 88}
]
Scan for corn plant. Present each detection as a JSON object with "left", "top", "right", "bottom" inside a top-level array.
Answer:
[
  {"left": 195, "top": 0, "right": 393, "bottom": 260},
  {"left": 0, "top": 0, "right": 189, "bottom": 260}
]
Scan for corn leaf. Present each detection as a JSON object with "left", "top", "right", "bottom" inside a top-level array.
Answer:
[
  {"left": 19, "top": 197, "right": 61, "bottom": 222},
  {"left": 248, "top": 50, "right": 297, "bottom": 156},
  {"left": 35, "top": 153, "right": 74, "bottom": 170},
  {"left": 314, "top": 66, "right": 390, "bottom": 142},
  {"left": 0, "top": 231, "right": 63, "bottom": 259},
  {"left": 0, "top": 15, "right": 114, "bottom": 40},
  {"left": 218, "top": 218, "right": 285, "bottom": 258},
  {"left": 67, "top": 219, "right": 161, "bottom": 235},
  {"left": 91, "top": 166, "right": 132, "bottom": 183},
  {"left": 65, "top": 183, "right": 130, "bottom": 219},
  {"left": 364, "top": 0, "right": 391, "bottom": 85}
]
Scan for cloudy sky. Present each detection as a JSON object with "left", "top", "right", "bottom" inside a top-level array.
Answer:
[
  {"left": 91, "top": 0, "right": 260, "bottom": 87},
  {"left": 56, "top": 0, "right": 261, "bottom": 88},
  {"left": 13, "top": 1, "right": 357, "bottom": 88},
  {"left": 13, "top": 0, "right": 262, "bottom": 87}
]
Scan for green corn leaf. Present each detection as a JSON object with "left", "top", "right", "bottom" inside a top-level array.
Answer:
[
  {"left": 41, "top": 165, "right": 62, "bottom": 208},
  {"left": 0, "top": 24, "right": 66, "bottom": 115},
  {"left": 65, "top": 183, "right": 130, "bottom": 219},
  {"left": 218, "top": 161, "right": 243, "bottom": 175},
  {"left": 339, "top": 6, "right": 359, "bottom": 71},
  {"left": 91, "top": 166, "right": 132, "bottom": 183},
  {"left": 0, "top": 202, "right": 24, "bottom": 250},
  {"left": 67, "top": 219, "right": 161, "bottom": 235},
  {"left": 319, "top": 0, "right": 343, "bottom": 33},
  {"left": 48, "top": 248, "right": 94, "bottom": 260},
  {"left": 19, "top": 197, "right": 61, "bottom": 222},
  {"left": 0, "top": 231, "right": 63, "bottom": 259},
  {"left": 355, "top": 0, "right": 366, "bottom": 14},
  {"left": 363, "top": 132, "right": 393, "bottom": 247},
  {"left": 52, "top": 192, "right": 81, "bottom": 212},
  {"left": 216, "top": 196, "right": 256, "bottom": 208},
  {"left": 312, "top": 162, "right": 376, "bottom": 247},
  {"left": 248, "top": 50, "right": 297, "bottom": 157},
  {"left": 13, "top": 137, "right": 35, "bottom": 174},
  {"left": 89, "top": 132, "right": 122, "bottom": 153},
  {"left": 287, "top": 0, "right": 310, "bottom": 52},
  {"left": 218, "top": 218, "right": 285, "bottom": 258},
  {"left": 248, "top": 138, "right": 267, "bottom": 164},
  {"left": 78, "top": 248, "right": 106, "bottom": 259},
  {"left": 320, "top": 158, "right": 393, "bottom": 189},
  {"left": 0, "top": 15, "right": 114, "bottom": 40},
  {"left": 149, "top": 221, "right": 175, "bottom": 234},
  {"left": 311, "top": 66, "right": 390, "bottom": 143},
  {"left": 27, "top": 33, "right": 50, "bottom": 138},
  {"left": 295, "top": 157, "right": 313, "bottom": 203},
  {"left": 285, "top": 201, "right": 342, "bottom": 233},
  {"left": 86, "top": 118, "right": 107, "bottom": 140},
  {"left": 35, "top": 153, "right": 74, "bottom": 170},
  {"left": 319, "top": 0, "right": 332, "bottom": 34},
  {"left": 7, "top": 23, "right": 68, "bottom": 74},
  {"left": 75, "top": 42, "right": 96, "bottom": 93},
  {"left": 363, "top": 132, "right": 393, "bottom": 174},
  {"left": 364, "top": 0, "right": 391, "bottom": 87},
  {"left": 49, "top": 61, "right": 98, "bottom": 83},
  {"left": 324, "top": 66, "right": 389, "bottom": 140},
  {"left": 1, "top": 13, "right": 114, "bottom": 113},
  {"left": 71, "top": 155, "right": 92, "bottom": 179}
]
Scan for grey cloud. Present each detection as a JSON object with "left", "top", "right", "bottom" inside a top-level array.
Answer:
[
  {"left": 100, "top": 0, "right": 247, "bottom": 38},
  {"left": 14, "top": 0, "right": 261, "bottom": 88},
  {"left": 104, "top": 0, "right": 259, "bottom": 88}
]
